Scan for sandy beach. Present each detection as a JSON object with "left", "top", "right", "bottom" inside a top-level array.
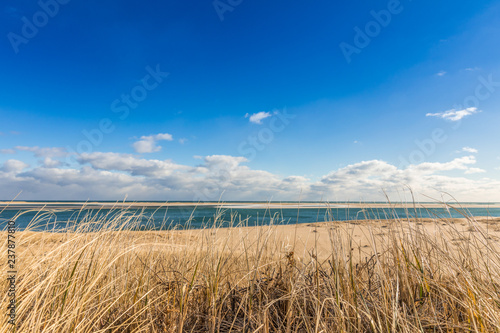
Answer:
[{"left": 13, "top": 216, "right": 500, "bottom": 262}]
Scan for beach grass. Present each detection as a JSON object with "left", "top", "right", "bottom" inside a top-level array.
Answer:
[{"left": 2, "top": 204, "right": 500, "bottom": 332}]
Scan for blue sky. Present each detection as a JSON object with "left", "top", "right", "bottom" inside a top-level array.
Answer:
[{"left": 1, "top": 0, "right": 500, "bottom": 201}]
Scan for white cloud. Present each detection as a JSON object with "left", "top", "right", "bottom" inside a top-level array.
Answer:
[
  {"left": 436, "top": 71, "right": 447, "bottom": 76},
  {"left": 15, "top": 146, "right": 68, "bottom": 158},
  {"left": 78, "top": 152, "right": 188, "bottom": 177},
  {"left": 179, "top": 138, "right": 188, "bottom": 144},
  {"left": 245, "top": 111, "right": 272, "bottom": 124},
  {"left": 132, "top": 133, "right": 173, "bottom": 153},
  {"left": 41, "top": 157, "right": 62, "bottom": 168},
  {"left": 426, "top": 107, "right": 481, "bottom": 122},
  {"left": 465, "top": 168, "right": 486, "bottom": 174},
  {"left": 155, "top": 133, "right": 174, "bottom": 141},
  {"left": 409, "top": 156, "right": 476, "bottom": 174},
  {"left": 459, "top": 147, "right": 478, "bottom": 154},
  {"left": 0, "top": 159, "right": 29, "bottom": 173},
  {"left": 203, "top": 155, "right": 248, "bottom": 169},
  {"left": 315, "top": 156, "right": 497, "bottom": 201}
]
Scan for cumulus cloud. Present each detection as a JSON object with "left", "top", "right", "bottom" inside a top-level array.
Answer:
[
  {"left": 0, "top": 159, "right": 29, "bottom": 173},
  {"left": 132, "top": 133, "right": 173, "bottom": 153},
  {"left": 78, "top": 152, "right": 188, "bottom": 177},
  {"left": 436, "top": 71, "right": 447, "bottom": 76},
  {"left": 203, "top": 155, "right": 248, "bottom": 170},
  {"left": 315, "top": 156, "right": 496, "bottom": 201},
  {"left": 1, "top": 149, "right": 500, "bottom": 201},
  {"left": 41, "top": 157, "right": 63, "bottom": 168},
  {"left": 245, "top": 111, "right": 272, "bottom": 124},
  {"left": 426, "top": 107, "right": 481, "bottom": 122},
  {"left": 409, "top": 156, "right": 477, "bottom": 174}
]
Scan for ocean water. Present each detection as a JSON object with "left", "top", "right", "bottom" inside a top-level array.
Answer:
[{"left": 1, "top": 203, "right": 500, "bottom": 231}]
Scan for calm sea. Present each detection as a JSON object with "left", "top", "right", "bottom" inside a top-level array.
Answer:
[{"left": 1, "top": 202, "right": 500, "bottom": 231}]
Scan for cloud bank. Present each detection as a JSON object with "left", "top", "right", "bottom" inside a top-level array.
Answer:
[{"left": 0, "top": 147, "right": 498, "bottom": 202}]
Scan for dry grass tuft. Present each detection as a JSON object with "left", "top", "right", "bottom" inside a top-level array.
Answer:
[{"left": 2, "top": 205, "right": 500, "bottom": 332}]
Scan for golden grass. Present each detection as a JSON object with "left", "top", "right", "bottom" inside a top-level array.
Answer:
[{"left": 2, "top": 206, "right": 500, "bottom": 332}]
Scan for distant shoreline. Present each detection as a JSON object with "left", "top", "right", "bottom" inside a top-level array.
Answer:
[{"left": 1, "top": 201, "right": 500, "bottom": 209}]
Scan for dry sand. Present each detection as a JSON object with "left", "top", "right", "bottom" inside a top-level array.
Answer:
[{"left": 12, "top": 216, "right": 500, "bottom": 263}]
